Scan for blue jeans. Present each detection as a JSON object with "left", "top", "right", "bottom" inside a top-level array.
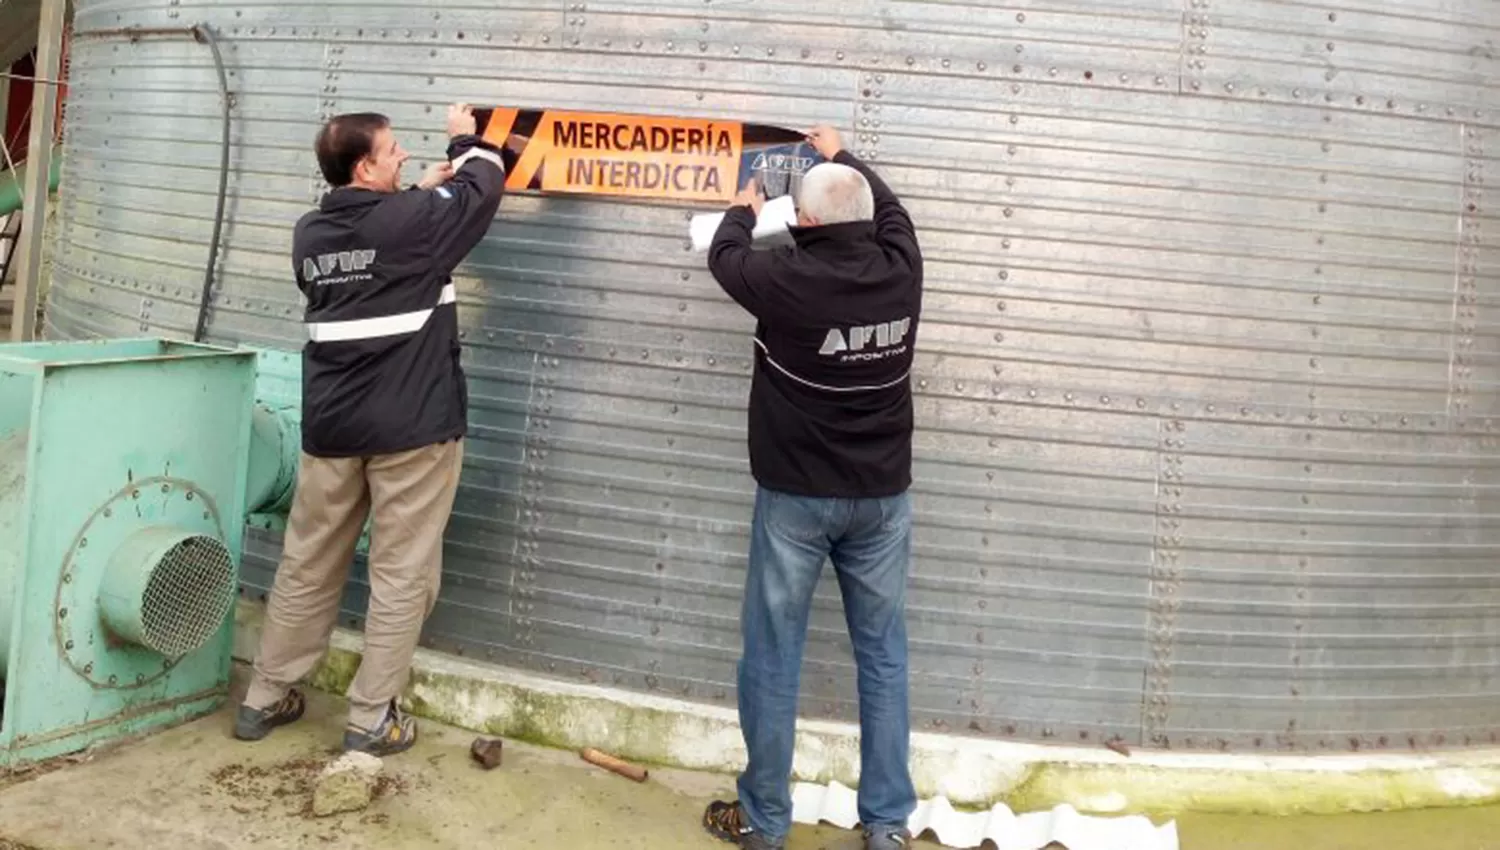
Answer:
[{"left": 736, "top": 485, "right": 916, "bottom": 842}]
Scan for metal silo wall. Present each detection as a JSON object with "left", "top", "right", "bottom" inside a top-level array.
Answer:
[{"left": 49, "top": 0, "right": 1500, "bottom": 753}]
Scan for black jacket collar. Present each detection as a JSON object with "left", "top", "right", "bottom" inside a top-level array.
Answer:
[
  {"left": 320, "top": 186, "right": 393, "bottom": 212},
  {"left": 789, "top": 220, "right": 876, "bottom": 251}
]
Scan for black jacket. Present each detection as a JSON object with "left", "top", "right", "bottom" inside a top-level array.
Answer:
[
  {"left": 293, "top": 134, "right": 509, "bottom": 457},
  {"left": 708, "top": 150, "right": 923, "bottom": 498}
]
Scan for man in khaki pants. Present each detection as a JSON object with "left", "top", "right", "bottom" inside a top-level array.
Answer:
[{"left": 234, "top": 102, "right": 512, "bottom": 756}]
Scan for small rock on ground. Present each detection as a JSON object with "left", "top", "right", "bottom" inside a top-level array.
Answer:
[
  {"left": 470, "top": 738, "right": 504, "bottom": 770},
  {"left": 312, "top": 751, "right": 384, "bottom": 817}
]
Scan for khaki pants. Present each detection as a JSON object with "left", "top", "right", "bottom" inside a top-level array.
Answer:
[{"left": 246, "top": 439, "right": 464, "bottom": 729}]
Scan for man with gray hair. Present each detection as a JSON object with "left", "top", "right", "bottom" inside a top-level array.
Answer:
[{"left": 702, "top": 125, "right": 922, "bottom": 850}]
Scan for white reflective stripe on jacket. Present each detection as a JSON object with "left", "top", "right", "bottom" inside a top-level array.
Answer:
[{"left": 305, "top": 283, "right": 457, "bottom": 343}]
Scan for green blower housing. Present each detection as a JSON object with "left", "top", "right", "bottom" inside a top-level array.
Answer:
[{"left": 0, "top": 338, "right": 301, "bottom": 767}]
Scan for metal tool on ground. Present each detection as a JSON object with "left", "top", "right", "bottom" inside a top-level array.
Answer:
[{"left": 580, "top": 747, "right": 648, "bottom": 782}]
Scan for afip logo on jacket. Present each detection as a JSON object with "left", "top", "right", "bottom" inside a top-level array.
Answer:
[
  {"left": 819, "top": 317, "right": 913, "bottom": 362},
  {"left": 301, "top": 249, "right": 377, "bottom": 285}
]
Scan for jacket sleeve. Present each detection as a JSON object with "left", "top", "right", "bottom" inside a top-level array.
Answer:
[
  {"left": 832, "top": 149, "right": 921, "bottom": 273},
  {"left": 707, "top": 204, "right": 783, "bottom": 320},
  {"left": 422, "top": 134, "right": 511, "bottom": 274}
]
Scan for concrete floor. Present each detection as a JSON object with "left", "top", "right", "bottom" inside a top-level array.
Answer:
[
  {"left": 4, "top": 672, "right": 1500, "bottom": 849},
  {"left": 0, "top": 670, "right": 936, "bottom": 850}
]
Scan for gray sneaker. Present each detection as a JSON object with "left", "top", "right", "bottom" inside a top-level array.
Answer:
[
  {"left": 233, "top": 689, "right": 305, "bottom": 741},
  {"left": 342, "top": 699, "right": 418, "bottom": 756},
  {"left": 864, "top": 825, "right": 913, "bottom": 850}
]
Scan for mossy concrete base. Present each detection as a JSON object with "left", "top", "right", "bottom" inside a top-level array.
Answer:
[{"left": 234, "top": 599, "right": 1500, "bottom": 817}]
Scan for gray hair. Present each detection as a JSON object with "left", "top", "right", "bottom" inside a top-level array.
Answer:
[{"left": 797, "top": 162, "right": 874, "bottom": 225}]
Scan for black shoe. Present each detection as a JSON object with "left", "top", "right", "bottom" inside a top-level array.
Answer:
[
  {"left": 234, "top": 689, "right": 306, "bottom": 741},
  {"left": 342, "top": 699, "right": 418, "bottom": 756},
  {"left": 703, "top": 800, "right": 783, "bottom": 849},
  {"left": 864, "top": 825, "right": 913, "bottom": 850}
]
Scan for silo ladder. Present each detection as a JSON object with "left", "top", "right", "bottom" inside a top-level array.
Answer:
[{"left": 0, "top": 212, "right": 18, "bottom": 293}]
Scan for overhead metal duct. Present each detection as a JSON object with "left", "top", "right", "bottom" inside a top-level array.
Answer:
[{"left": 0, "top": 0, "right": 44, "bottom": 71}]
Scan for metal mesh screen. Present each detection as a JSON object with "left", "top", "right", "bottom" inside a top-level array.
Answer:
[{"left": 139, "top": 535, "right": 235, "bottom": 658}]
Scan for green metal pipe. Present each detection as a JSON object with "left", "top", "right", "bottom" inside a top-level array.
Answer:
[
  {"left": 245, "top": 403, "right": 299, "bottom": 516},
  {"left": 243, "top": 346, "right": 302, "bottom": 519},
  {"left": 0, "top": 147, "right": 62, "bottom": 218}
]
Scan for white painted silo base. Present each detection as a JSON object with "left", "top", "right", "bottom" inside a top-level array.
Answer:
[{"left": 232, "top": 599, "right": 1500, "bottom": 821}]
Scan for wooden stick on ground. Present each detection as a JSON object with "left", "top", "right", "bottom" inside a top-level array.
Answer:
[{"left": 579, "top": 747, "right": 649, "bottom": 783}]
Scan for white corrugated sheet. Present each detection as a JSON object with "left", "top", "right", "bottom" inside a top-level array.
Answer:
[{"left": 791, "top": 781, "right": 1179, "bottom": 850}]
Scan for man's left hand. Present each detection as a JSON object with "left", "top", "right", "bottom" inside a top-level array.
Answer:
[
  {"left": 418, "top": 161, "right": 455, "bottom": 190},
  {"left": 732, "top": 179, "right": 764, "bottom": 216}
]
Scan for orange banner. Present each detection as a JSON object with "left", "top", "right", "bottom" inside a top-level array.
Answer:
[{"left": 481, "top": 108, "right": 778, "bottom": 204}]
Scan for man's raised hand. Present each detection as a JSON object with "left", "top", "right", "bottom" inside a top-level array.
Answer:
[
  {"left": 418, "top": 161, "right": 455, "bottom": 190},
  {"left": 732, "top": 178, "right": 765, "bottom": 215},
  {"left": 447, "top": 103, "right": 477, "bottom": 138},
  {"left": 807, "top": 125, "right": 843, "bottom": 161}
]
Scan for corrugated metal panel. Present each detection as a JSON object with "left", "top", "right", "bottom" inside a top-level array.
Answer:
[{"left": 47, "top": 0, "right": 1500, "bottom": 752}]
